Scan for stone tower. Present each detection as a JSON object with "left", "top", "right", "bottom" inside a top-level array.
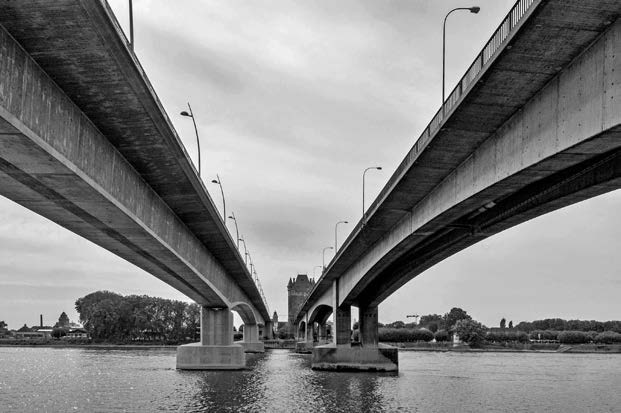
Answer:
[{"left": 287, "top": 274, "right": 315, "bottom": 336}]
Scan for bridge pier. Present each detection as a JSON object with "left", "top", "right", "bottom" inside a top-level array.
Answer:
[
  {"left": 264, "top": 321, "right": 274, "bottom": 340},
  {"left": 312, "top": 302, "right": 398, "bottom": 372},
  {"left": 238, "top": 323, "right": 265, "bottom": 353},
  {"left": 318, "top": 323, "right": 329, "bottom": 343},
  {"left": 295, "top": 320, "right": 315, "bottom": 353},
  {"left": 176, "top": 307, "right": 245, "bottom": 370}
]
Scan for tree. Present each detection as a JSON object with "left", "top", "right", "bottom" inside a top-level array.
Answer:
[
  {"left": 386, "top": 320, "right": 405, "bottom": 329},
  {"left": 434, "top": 330, "right": 449, "bottom": 342},
  {"left": 500, "top": 318, "right": 506, "bottom": 329},
  {"left": 453, "top": 319, "right": 486, "bottom": 346},
  {"left": 444, "top": 308, "right": 471, "bottom": 331},
  {"left": 508, "top": 320, "right": 513, "bottom": 329},
  {"left": 420, "top": 314, "right": 444, "bottom": 331},
  {"left": 75, "top": 290, "right": 203, "bottom": 343}
]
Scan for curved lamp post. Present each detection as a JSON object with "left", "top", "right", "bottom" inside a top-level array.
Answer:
[
  {"left": 335, "top": 220, "right": 348, "bottom": 252},
  {"left": 128, "top": 0, "right": 134, "bottom": 49},
  {"left": 211, "top": 174, "right": 225, "bottom": 221},
  {"left": 442, "top": 7, "right": 481, "bottom": 114},
  {"left": 228, "top": 213, "right": 239, "bottom": 249},
  {"left": 322, "top": 246, "right": 334, "bottom": 272},
  {"left": 239, "top": 237, "right": 248, "bottom": 265},
  {"left": 313, "top": 265, "right": 323, "bottom": 278},
  {"left": 363, "top": 166, "right": 382, "bottom": 224},
  {"left": 180, "top": 103, "right": 201, "bottom": 177}
]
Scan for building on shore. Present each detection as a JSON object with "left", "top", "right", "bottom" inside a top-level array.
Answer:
[{"left": 287, "top": 274, "right": 315, "bottom": 337}]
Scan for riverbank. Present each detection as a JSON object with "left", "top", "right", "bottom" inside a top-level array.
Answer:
[
  {"left": 0, "top": 341, "right": 178, "bottom": 350},
  {"left": 393, "top": 342, "right": 621, "bottom": 354}
]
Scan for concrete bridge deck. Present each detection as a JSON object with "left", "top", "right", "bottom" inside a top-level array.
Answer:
[
  {"left": 296, "top": 0, "right": 621, "bottom": 371},
  {"left": 0, "top": 0, "right": 270, "bottom": 368}
]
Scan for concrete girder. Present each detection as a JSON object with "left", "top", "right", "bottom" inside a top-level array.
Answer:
[
  {"left": 333, "top": 20, "right": 621, "bottom": 308},
  {"left": 0, "top": 16, "right": 256, "bottom": 314}
]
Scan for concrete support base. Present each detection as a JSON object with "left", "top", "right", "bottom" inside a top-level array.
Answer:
[
  {"left": 236, "top": 341, "right": 265, "bottom": 353},
  {"left": 295, "top": 341, "right": 314, "bottom": 353},
  {"left": 311, "top": 344, "right": 399, "bottom": 372},
  {"left": 176, "top": 343, "right": 245, "bottom": 370}
]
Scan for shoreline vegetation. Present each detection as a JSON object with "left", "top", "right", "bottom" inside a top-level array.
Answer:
[{"left": 2, "top": 340, "right": 621, "bottom": 354}]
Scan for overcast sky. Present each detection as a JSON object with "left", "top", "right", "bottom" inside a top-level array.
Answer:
[{"left": 1, "top": 0, "right": 619, "bottom": 330}]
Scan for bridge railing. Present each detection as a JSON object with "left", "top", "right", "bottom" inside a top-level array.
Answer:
[
  {"left": 432, "top": 0, "right": 536, "bottom": 136},
  {"left": 369, "top": 0, "right": 538, "bottom": 218}
]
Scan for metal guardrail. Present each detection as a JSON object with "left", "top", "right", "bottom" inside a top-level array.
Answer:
[{"left": 375, "top": 0, "right": 538, "bottom": 213}]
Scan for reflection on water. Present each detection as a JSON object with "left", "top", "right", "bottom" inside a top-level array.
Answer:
[{"left": 0, "top": 347, "right": 620, "bottom": 412}]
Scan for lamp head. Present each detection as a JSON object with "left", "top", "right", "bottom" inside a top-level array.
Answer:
[
  {"left": 180, "top": 111, "right": 192, "bottom": 117},
  {"left": 470, "top": 6, "right": 480, "bottom": 13},
  {"left": 211, "top": 179, "right": 219, "bottom": 184},
  {"left": 376, "top": 166, "right": 382, "bottom": 170},
  {"left": 228, "top": 215, "right": 235, "bottom": 219}
]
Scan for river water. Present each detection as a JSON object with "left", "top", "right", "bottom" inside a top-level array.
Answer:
[{"left": 0, "top": 347, "right": 619, "bottom": 412}]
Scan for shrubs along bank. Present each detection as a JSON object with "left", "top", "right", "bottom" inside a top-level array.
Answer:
[{"left": 75, "top": 291, "right": 200, "bottom": 344}]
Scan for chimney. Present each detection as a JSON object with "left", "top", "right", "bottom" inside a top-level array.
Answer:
[{"left": 40, "top": 314, "right": 43, "bottom": 328}]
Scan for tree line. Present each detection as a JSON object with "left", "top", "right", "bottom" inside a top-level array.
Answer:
[
  {"left": 75, "top": 291, "right": 200, "bottom": 343},
  {"left": 515, "top": 318, "right": 621, "bottom": 333}
]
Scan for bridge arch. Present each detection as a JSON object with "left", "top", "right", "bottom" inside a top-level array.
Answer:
[
  {"left": 230, "top": 301, "right": 263, "bottom": 327},
  {"left": 308, "top": 304, "right": 333, "bottom": 326},
  {"left": 297, "top": 321, "right": 306, "bottom": 341}
]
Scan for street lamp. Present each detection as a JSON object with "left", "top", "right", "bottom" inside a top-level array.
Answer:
[
  {"left": 180, "top": 103, "right": 201, "bottom": 177},
  {"left": 442, "top": 6, "right": 481, "bottom": 114},
  {"left": 239, "top": 237, "right": 248, "bottom": 265},
  {"left": 313, "top": 265, "right": 323, "bottom": 278},
  {"left": 211, "top": 174, "right": 225, "bottom": 221},
  {"left": 362, "top": 166, "right": 382, "bottom": 224},
  {"left": 128, "top": 0, "right": 134, "bottom": 49},
  {"left": 322, "top": 246, "right": 334, "bottom": 271},
  {"left": 335, "top": 220, "right": 348, "bottom": 252},
  {"left": 228, "top": 213, "right": 239, "bottom": 249}
]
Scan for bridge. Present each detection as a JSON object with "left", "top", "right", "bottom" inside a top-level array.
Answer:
[
  {"left": 0, "top": 1, "right": 271, "bottom": 369},
  {"left": 296, "top": 0, "right": 621, "bottom": 371}
]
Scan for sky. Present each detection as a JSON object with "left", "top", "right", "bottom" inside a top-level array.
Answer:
[{"left": 0, "top": 0, "right": 619, "bottom": 330}]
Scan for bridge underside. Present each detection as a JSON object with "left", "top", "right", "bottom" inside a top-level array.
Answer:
[
  {"left": 340, "top": 17, "right": 621, "bottom": 309},
  {"left": 356, "top": 137, "right": 621, "bottom": 307},
  {"left": 0, "top": 1, "right": 268, "bottom": 369},
  {"left": 299, "top": 2, "right": 621, "bottom": 372}
]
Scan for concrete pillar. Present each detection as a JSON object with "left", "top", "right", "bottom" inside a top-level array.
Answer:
[
  {"left": 359, "top": 305, "right": 378, "bottom": 347},
  {"left": 306, "top": 322, "right": 315, "bottom": 343},
  {"left": 331, "top": 279, "right": 352, "bottom": 347},
  {"left": 319, "top": 324, "right": 327, "bottom": 341},
  {"left": 177, "top": 307, "right": 245, "bottom": 370},
  {"left": 239, "top": 322, "right": 265, "bottom": 353},
  {"left": 312, "top": 303, "right": 398, "bottom": 372},
  {"left": 243, "top": 324, "right": 259, "bottom": 343},
  {"left": 265, "top": 321, "right": 274, "bottom": 339},
  {"left": 200, "top": 306, "right": 233, "bottom": 345},
  {"left": 334, "top": 305, "right": 351, "bottom": 347}
]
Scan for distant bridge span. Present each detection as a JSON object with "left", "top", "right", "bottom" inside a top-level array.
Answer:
[
  {"left": 297, "top": 0, "right": 621, "bottom": 371},
  {"left": 0, "top": 1, "right": 270, "bottom": 369}
]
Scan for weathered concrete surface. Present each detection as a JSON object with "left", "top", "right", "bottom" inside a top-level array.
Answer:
[
  {"left": 295, "top": 341, "right": 314, "bottom": 354},
  {"left": 237, "top": 342, "right": 265, "bottom": 353},
  {"left": 297, "top": 0, "right": 621, "bottom": 323},
  {"left": 176, "top": 343, "right": 245, "bottom": 370},
  {"left": 0, "top": 2, "right": 270, "bottom": 369},
  {"left": 238, "top": 323, "right": 264, "bottom": 353},
  {"left": 177, "top": 307, "right": 246, "bottom": 369},
  {"left": 311, "top": 344, "right": 398, "bottom": 372},
  {"left": 0, "top": 1, "right": 268, "bottom": 320}
]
